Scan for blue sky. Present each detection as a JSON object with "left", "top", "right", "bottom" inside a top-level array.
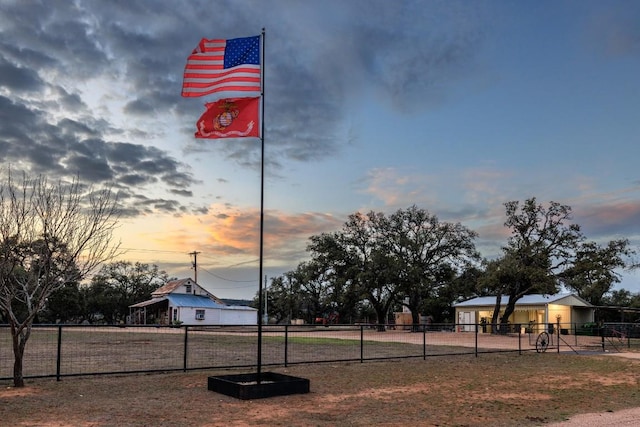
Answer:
[{"left": 1, "top": 1, "right": 639, "bottom": 299}]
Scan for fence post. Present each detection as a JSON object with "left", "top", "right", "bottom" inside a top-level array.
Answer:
[
  {"left": 56, "top": 325, "right": 62, "bottom": 381},
  {"left": 474, "top": 322, "right": 478, "bottom": 358},
  {"left": 284, "top": 325, "right": 289, "bottom": 367},
  {"left": 360, "top": 325, "right": 364, "bottom": 363},
  {"left": 556, "top": 319, "right": 560, "bottom": 354},
  {"left": 423, "top": 324, "right": 426, "bottom": 360},
  {"left": 183, "top": 326, "right": 188, "bottom": 372},
  {"left": 518, "top": 325, "right": 521, "bottom": 355}
]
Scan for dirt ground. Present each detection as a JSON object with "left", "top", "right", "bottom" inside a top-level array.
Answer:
[{"left": 3, "top": 351, "right": 640, "bottom": 426}]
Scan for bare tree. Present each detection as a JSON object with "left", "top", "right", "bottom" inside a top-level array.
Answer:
[{"left": 0, "top": 172, "right": 121, "bottom": 387}]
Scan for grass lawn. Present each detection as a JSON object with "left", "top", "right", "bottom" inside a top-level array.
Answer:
[{"left": 2, "top": 352, "right": 640, "bottom": 426}]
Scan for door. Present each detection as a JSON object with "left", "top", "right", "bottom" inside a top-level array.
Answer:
[{"left": 458, "top": 311, "right": 475, "bottom": 332}]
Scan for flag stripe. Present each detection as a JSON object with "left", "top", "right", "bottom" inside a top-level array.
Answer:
[
  {"left": 182, "top": 36, "right": 261, "bottom": 98},
  {"left": 183, "top": 66, "right": 260, "bottom": 77},
  {"left": 184, "top": 77, "right": 260, "bottom": 86},
  {"left": 185, "top": 58, "right": 225, "bottom": 66},
  {"left": 183, "top": 77, "right": 261, "bottom": 85},
  {"left": 183, "top": 75, "right": 260, "bottom": 95},
  {"left": 186, "top": 87, "right": 258, "bottom": 97},
  {"left": 185, "top": 80, "right": 260, "bottom": 91}
]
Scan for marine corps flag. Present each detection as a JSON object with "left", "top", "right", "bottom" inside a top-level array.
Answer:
[{"left": 195, "top": 97, "right": 260, "bottom": 139}]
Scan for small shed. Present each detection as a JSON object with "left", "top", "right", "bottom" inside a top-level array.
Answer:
[
  {"left": 453, "top": 293, "right": 594, "bottom": 334},
  {"left": 129, "top": 278, "right": 257, "bottom": 325}
]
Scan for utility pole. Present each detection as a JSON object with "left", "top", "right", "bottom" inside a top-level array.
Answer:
[
  {"left": 189, "top": 251, "right": 200, "bottom": 285},
  {"left": 264, "top": 275, "right": 268, "bottom": 324}
]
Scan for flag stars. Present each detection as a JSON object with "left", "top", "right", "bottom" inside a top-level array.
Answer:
[{"left": 224, "top": 36, "right": 260, "bottom": 68}]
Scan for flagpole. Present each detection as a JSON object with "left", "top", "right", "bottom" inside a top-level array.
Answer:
[{"left": 257, "top": 27, "right": 266, "bottom": 382}]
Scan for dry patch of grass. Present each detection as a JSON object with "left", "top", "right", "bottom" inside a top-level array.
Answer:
[{"left": 2, "top": 353, "right": 640, "bottom": 426}]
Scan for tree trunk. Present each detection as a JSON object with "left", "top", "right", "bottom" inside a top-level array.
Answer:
[
  {"left": 500, "top": 297, "right": 518, "bottom": 334},
  {"left": 373, "top": 305, "right": 387, "bottom": 331},
  {"left": 408, "top": 300, "right": 421, "bottom": 332},
  {"left": 490, "top": 295, "right": 502, "bottom": 334},
  {"left": 367, "top": 296, "right": 389, "bottom": 332},
  {"left": 13, "top": 346, "right": 25, "bottom": 387},
  {"left": 10, "top": 322, "right": 27, "bottom": 387}
]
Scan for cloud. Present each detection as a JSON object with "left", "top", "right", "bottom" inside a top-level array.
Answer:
[
  {"left": 0, "top": 0, "right": 488, "bottom": 215},
  {"left": 0, "top": 56, "right": 44, "bottom": 92},
  {"left": 137, "top": 204, "right": 344, "bottom": 267},
  {"left": 575, "top": 199, "right": 640, "bottom": 241},
  {"left": 181, "top": 1, "right": 485, "bottom": 167},
  {"left": 358, "top": 167, "right": 439, "bottom": 209},
  {"left": 584, "top": 5, "right": 640, "bottom": 57},
  {"left": 0, "top": 92, "right": 198, "bottom": 215}
]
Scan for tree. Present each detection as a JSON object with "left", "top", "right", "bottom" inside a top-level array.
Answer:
[
  {"left": 299, "top": 207, "right": 479, "bottom": 330},
  {"left": 383, "top": 206, "right": 479, "bottom": 327},
  {"left": 418, "top": 263, "right": 458, "bottom": 323},
  {"left": 307, "top": 232, "right": 361, "bottom": 323},
  {"left": 496, "top": 198, "right": 583, "bottom": 331},
  {"left": 263, "top": 230, "right": 362, "bottom": 325},
  {"left": 558, "top": 239, "right": 632, "bottom": 306},
  {"left": 263, "top": 274, "right": 301, "bottom": 323},
  {"left": 0, "top": 172, "right": 120, "bottom": 387},
  {"left": 298, "top": 213, "right": 400, "bottom": 329},
  {"left": 603, "top": 289, "right": 640, "bottom": 308},
  {"left": 263, "top": 262, "right": 328, "bottom": 324},
  {"left": 85, "top": 261, "right": 169, "bottom": 324},
  {"left": 341, "top": 212, "right": 401, "bottom": 329},
  {"left": 480, "top": 249, "right": 555, "bottom": 330},
  {"left": 601, "top": 289, "right": 640, "bottom": 323},
  {"left": 478, "top": 257, "right": 507, "bottom": 328},
  {"left": 39, "top": 280, "right": 84, "bottom": 323}
]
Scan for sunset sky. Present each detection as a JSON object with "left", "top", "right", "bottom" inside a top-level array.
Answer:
[{"left": 1, "top": 1, "right": 639, "bottom": 300}]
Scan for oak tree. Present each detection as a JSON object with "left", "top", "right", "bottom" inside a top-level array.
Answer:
[{"left": 496, "top": 198, "right": 583, "bottom": 330}]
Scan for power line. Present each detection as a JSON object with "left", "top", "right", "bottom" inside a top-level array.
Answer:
[
  {"left": 120, "top": 247, "right": 189, "bottom": 254},
  {"left": 209, "top": 282, "right": 259, "bottom": 290},
  {"left": 118, "top": 248, "right": 265, "bottom": 279},
  {"left": 200, "top": 266, "right": 256, "bottom": 283},
  {"left": 197, "top": 254, "right": 259, "bottom": 268}
]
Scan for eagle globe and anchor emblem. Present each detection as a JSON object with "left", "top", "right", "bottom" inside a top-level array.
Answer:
[
  {"left": 197, "top": 99, "right": 256, "bottom": 138},
  {"left": 213, "top": 100, "right": 240, "bottom": 131}
]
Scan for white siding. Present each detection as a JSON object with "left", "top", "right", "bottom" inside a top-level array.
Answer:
[
  {"left": 179, "top": 307, "right": 222, "bottom": 325},
  {"left": 177, "top": 307, "right": 256, "bottom": 325},
  {"left": 219, "top": 308, "right": 258, "bottom": 325}
]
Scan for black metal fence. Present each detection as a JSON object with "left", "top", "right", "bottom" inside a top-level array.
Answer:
[{"left": 1, "top": 322, "right": 635, "bottom": 382}]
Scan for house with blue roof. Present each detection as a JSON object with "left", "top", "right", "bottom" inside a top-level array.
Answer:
[
  {"left": 453, "top": 293, "right": 594, "bottom": 334},
  {"left": 129, "top": 278, "right": 257, "bottom": 325}
]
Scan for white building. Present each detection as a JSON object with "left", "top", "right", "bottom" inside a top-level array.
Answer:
[
  {"left": 453, "top": 293, "right": 594, "bottom": 333},
  {"left": 129, "top": 278, "right": 257, "bottom": 325}
]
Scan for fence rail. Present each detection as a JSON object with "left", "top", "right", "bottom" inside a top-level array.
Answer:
[{"left": 1, "top": 322, "right": 636, "bottom": 381}]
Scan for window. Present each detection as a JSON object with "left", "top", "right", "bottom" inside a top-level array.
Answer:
[
  {"left": 185, "top": 284, "right": 192, "bottom": 293},
  {"left": 195, "top": 309, "right": 205, "bottom": 320}
]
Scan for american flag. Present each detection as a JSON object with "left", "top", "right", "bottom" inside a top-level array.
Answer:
[{"left": 182, "top": 36, "right": 261, "bottom": 98}]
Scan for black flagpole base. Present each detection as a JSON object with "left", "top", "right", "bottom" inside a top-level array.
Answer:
[{"left": 208, "top": 371, "right": 310, "bottom": 400}]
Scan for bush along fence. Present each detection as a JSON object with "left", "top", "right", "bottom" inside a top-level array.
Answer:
[{"left": 1, "top": 322, "right": 636, "bottom": 382}]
